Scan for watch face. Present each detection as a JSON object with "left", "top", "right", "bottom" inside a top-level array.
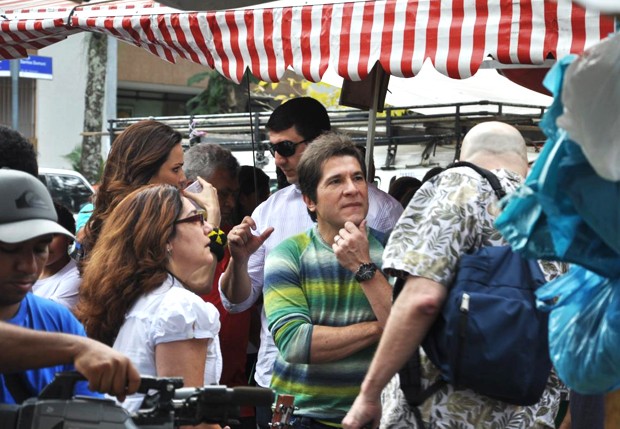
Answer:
[{"left": 355, "top": 263, "right": 377, "bottom": 282}]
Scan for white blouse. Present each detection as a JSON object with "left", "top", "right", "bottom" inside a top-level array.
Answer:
[{"left": 113, "top": 274, "right": 222, "bottom": 411}]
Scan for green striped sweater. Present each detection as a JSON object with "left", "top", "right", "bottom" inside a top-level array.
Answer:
[{"left": 264, "top": 225, "right": 389, "bottom": 421}]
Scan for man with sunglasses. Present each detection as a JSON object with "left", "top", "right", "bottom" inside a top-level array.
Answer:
[{"left": 219, "top": 97, "right": 403, "bottom": 429}]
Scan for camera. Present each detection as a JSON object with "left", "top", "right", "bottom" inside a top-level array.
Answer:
[{"left": 0, "top": 372, "right": 274, "bottom": 429}]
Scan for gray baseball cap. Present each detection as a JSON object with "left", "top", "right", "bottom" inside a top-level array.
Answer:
[{"left": 0, "top": 169, "right": 74, "bottom": 243}]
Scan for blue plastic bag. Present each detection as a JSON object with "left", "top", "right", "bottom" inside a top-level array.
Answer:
[
  {"left": 495, "top": 56, "right": 620, "bottom": 277},
  {"left": 536, "top": 266, "right": 620, "bottom": 394}
]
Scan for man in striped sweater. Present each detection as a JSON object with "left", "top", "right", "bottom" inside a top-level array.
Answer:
[{"left": 261, "top": 133, "right": 392, "bottom": 429}]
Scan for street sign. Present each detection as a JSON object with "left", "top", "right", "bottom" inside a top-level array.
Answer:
[{"left": 0, "top": 56, "right": 53, "bottom": 80}]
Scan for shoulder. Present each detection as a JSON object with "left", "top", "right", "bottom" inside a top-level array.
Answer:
[
  {"left": 368, "top": 227, "right": 389, "bottom": 247},
  {"left": 368, "top": 184, "right": 400, "bottom": 207},
  {"left": 435, "top": 166, "right": 522, "bottom": 194},
  {"left": 22, "top": 294, "right": 86, "bottom": 335},
  {"left": 25, "top": 293, "right": 72, "bottom": 316},
  {"left": 160, "top": 281, "right": 206, "bottom": 307},
  {"left": 269, "top": 230, "right": 311, "bottom": 259},
  {"left": 151, "top": 281, "right": 220, "bottom": 329},
  {"left": 58, "top": 259, "right": 80, "bottom": 279},
  {"left": 253, "top": 186, "right": 301, "bottom": 216},
  {"left": 413, "top": 166, "right": 490, "bottom": 207}
]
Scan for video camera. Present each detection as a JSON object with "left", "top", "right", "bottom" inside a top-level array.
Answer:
[{"left": 0, "top": 371, "right": 274, "bottom": 428}]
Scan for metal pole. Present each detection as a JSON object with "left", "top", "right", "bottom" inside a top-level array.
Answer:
[
  {"left": 365, "top": 74, "right": 381, "bottom": 182},
  {"left": 10, "top": 59, "right": 20, "bottom": 130}
]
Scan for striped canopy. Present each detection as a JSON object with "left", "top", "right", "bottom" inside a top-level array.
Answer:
[{"left": 0, "top": 0, "right": 615, "bottom": 82}]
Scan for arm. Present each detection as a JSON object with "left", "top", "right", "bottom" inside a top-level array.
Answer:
[
  {"left": 0, "top": 322, "right": 140, "bottom": 401},
  {"left": 156, "top": 338, "right": 221, "bottom": 429},
  {"left": 220, "top": 216, "right": 273, "bottom": 304},
  {"left": 342, "top": 276, "right": 447, "bottom": 429},
  {"left": 333, "top": 220, "right": 392, "bottom": 326},
  {"left": 264, "top": 237, "right": 384, "bottom": 365},
  {"left": 310, "top": 322, "right": 382, "bottom": 363},
  {"left": 155, "top": 338, "right": 208, "bottom": 387}
]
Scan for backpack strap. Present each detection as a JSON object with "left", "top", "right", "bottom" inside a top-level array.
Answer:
[{"left": 445, "top": 161, "right": 506, "bottom": 200}]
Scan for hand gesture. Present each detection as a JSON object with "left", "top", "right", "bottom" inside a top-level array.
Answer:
[
  {"left": 227, "top": 216, "right": 274, "bottom": 262},
  {"left": 332, "top": 220, "right": 371, "bottom": 273}
]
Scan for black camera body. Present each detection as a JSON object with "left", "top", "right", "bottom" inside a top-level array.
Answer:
[
  {"left": 11, "top": 396, "right": 147, "bottom": 429},
  {"left": 0, "top": 372, "right": 274, "bottom": 429}
]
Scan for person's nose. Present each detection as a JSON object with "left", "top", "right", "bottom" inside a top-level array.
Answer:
[
  {"left": 343, "top": 178, "right": 359, "bottom": 195},
  {"left": 225, "top": 194, "right": 236, "bottom": 210},
  {"left": 179, "top": 171, "right": 188, "bottom": 189},
  {"left": 15, "top": 251, "right": 39, "bottom": 276},
  {"left": 274, "top": 151, "right": 287, "bottom": 167}
]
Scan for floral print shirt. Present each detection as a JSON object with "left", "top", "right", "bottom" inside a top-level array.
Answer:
[{"left": 381, "top": 166, "right": 565, "bottom": 429}]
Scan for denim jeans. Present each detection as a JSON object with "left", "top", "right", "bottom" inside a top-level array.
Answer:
[{"left": 289, "top": 416, "right": 342, "bottom": 429}]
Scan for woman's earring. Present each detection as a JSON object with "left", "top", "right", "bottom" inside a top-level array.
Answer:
[{"left": 166, "top": 245, "right": 172, "bottom": 256}]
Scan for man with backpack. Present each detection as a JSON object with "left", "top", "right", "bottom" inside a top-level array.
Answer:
[{"left": 343, "top": 122, "right": 565, "bottom": 429}]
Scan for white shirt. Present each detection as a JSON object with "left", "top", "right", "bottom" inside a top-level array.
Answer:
[
  {"left": 32, "top": 259, "right": 81, "bottom": 310},
  {"left": 220, "top": 183, "right": 402, "bottom": 387},
  {"left": 115, "top": 275, "right": 222, "bottom": 412}
]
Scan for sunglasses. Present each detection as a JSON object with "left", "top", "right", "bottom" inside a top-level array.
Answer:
[
  {"left": 174, "top": 211, "right": 206, "bottom": 226},
  {"left": 268, "top": 139, "right": 308, "bottom": 158}
]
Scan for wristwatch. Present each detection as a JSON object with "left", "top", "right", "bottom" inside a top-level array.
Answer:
[{"left": 354, "top": 262, "right": 377, "bottom": 283}]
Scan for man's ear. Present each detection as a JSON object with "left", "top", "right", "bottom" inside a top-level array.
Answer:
[{"left": 302, "top": 194, "right": 316, "bottom": 213}]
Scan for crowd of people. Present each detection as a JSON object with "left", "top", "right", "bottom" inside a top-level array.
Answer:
[{"left": 0, "top": 96, "right": 599, "bottom": 428}]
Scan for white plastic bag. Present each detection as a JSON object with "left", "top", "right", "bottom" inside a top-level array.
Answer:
[{"left": 557, "top": 32, "right": 620, "bottom": 181}]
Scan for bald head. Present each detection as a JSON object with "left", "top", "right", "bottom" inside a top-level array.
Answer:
[{"left": 459, "top": 122, "right": 528, "bottom": 177}]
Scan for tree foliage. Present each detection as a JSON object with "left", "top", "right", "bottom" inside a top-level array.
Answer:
[{"left": 186, "top": 71, "right": 259, "bottom": 114}]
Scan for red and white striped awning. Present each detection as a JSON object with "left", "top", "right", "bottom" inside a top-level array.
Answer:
[
  {"left": 1, "top": 0, "right": 615, "bottom": 82},
  {"left": 0, "top": 1, "right": 84, "bottom": 59}
]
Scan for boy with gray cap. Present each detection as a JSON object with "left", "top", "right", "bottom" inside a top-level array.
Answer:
[{"left": 0, "top": 169, "right": 125, "bottom": 403}]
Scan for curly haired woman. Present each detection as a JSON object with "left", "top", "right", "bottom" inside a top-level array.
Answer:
[{"left": 76, "top": 185, "right": 222, "bottom": 424}]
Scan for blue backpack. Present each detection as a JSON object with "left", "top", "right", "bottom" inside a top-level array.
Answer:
[{"left": 401, "top": 162, "right": 552, "bottom": 408}]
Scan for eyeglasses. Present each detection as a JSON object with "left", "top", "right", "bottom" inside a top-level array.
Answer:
[
  {"left": 268, "top": 139, "right": 308, "bottom": 158},
  {"left": 174, "top": 211, "right": 206, "bottom": 226}
]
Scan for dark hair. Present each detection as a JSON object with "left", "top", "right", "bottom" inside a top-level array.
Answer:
[
  {"left": 81, "top": 120, "right": 182, "bottom": 255},
  {"left": 297, "top": 133, "right": 366, "bottom": 222},
  {"left": 388, "top": 176, "right": 422, "bottom": 208},
  {"left": 53, "top": 202, "right": 76, "bottom": 235},
  {"left": 266, "top": 97, "right": 331, "bottom": 141},
  {"left": 0, "top": 125, "right": 38, "bottom": 177},
  {"left": 238, "top": 165, "right": 270, "bottom": 196}
]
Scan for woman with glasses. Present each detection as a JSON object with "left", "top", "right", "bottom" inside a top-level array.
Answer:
[{"left": 76, "top": 185, "right": 222, "bottom": 424}]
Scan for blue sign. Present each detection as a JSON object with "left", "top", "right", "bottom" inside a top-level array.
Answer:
[{"left": 0, "top": 56, "right": 53, "bottom": 80}]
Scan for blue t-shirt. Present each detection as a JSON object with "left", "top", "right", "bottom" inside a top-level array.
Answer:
[{"left": 0, "top": 294, "right": 99, "bottom": 403}]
